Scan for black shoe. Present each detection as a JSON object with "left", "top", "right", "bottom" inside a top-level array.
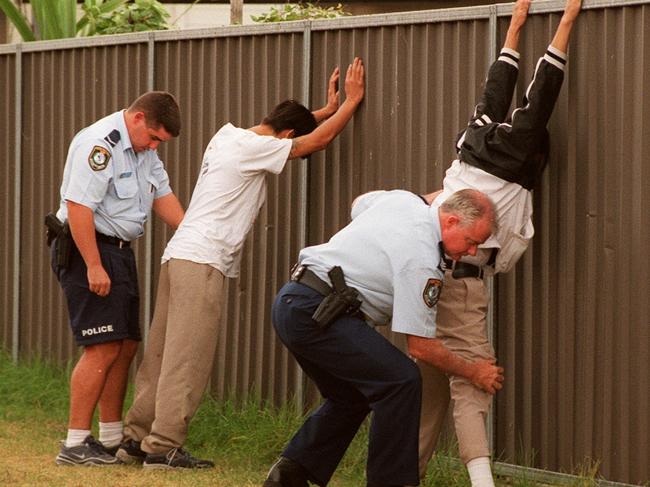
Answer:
[
  {"left": 55, "top": 435, "right": 120, "bottom": 466},
  {"left": 143, "top": 447, "right": 214, "bottom": 469},
  {"left": 100, "top": 442, "right": 119, "bottom": 456},
  {"left": 263, "top": 457, "right": 309, "bottom": 487},
  {"left": 115, "top": 439, "right": 147, "bottom": 465}
]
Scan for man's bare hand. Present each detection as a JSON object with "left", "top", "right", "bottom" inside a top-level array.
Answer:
[
  {"left": 344, "top": 57, "right": 365, "bottom": 105},
  {"left": 510, "top": 0, "right": 531, "bottom": 32},
  {"left": 325, "top": 66, "right": 340, "bottom": 114},
  {"left": 87, "top": 263, "right": 111, "bottom": 297},
  {"left": 470, "top": 359, "right": 504, "bottom": 395}
]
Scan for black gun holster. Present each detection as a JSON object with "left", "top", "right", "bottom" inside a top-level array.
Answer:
[
  {"left": 45, "top": 212, "right": 72, "bottom": 269},
  {"left": 311, "top": 266, "right": 362, "bottom": 329}
]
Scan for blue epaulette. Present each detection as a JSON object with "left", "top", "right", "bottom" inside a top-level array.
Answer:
[{"left": 104, "top": 129, "right": 121, "bottom": 148}]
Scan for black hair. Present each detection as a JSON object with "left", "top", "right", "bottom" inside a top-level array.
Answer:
[{"left": 262, "top": 100, "right": 317, "bottom": 137}]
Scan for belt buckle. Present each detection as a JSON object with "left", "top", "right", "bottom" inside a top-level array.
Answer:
[
  {"left": 119, "top": 240, "right": 125, "bottom": 249},
  {"left": 290, "top": 263, "right": 305, "bottom": 281}
]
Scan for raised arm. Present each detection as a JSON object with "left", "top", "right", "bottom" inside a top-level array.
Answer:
[
  {"left": 551, "top": 0, "right": 582, "bottom": 54},
  {"left": 503, "top": 0, "right": 530, "bottom": 51},
  {"left": 505, "top": 0, "right": 582, "bottom": 143},
  {"left": 311, "top": 67, "right": 340, "bottom": 123},
  {"left": 288, "top": 57, "right": 365, "bottom": 160},
  {"left": 467, "top": 0, "right": 530, "bottom": 129}
]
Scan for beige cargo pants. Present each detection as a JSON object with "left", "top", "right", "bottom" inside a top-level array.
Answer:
[
  {"left": 418, "top": 269, "right": 494, "bottom": 475},
  {"left": 124, "top": 258, "right": 225, "bottom": 454}
]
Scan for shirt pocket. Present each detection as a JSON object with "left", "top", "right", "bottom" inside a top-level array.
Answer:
[
  {"left": 114, "top": 177, "right": 138, "bottom": 200},
  {"left": 494, "top": 222, "right": 533, "bottom": 273}
]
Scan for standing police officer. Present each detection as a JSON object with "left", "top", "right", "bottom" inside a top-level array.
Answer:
[
  {"left": 263, "top": 188, "right": 504, "bottom": 487},
  {"left": 51, "top": 91, "right": 184, "bottom": 465}
]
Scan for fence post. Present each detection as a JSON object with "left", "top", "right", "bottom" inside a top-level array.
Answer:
[
  {"left": 294, "top": 21, "right": 312, "bottom": 413},
  {"left": 12, "top": 44, "right": 22, "bottom": 363},
  {"left": 230, "top": 0, "right": 243, "bottom": 25},
  {"left": 142, "top": 33, "right": 156, "bottom": 347}
]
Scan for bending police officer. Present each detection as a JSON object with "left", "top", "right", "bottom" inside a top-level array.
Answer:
[{"left": 264, "top": 188, "right": 503, "bottom": 487}]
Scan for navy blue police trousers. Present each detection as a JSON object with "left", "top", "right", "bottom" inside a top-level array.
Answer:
[{"left": 272, "top": 281, "right": 421, "bottom": 487}]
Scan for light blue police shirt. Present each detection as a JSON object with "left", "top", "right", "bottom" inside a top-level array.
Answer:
[
  {"left": 299, "top": 190, "right": 444, "bottom": 338},
  {"left": 56, "top": 111, "right": 172, "bottom": 241}
]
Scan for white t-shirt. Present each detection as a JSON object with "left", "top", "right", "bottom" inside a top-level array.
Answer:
[
  {"left": 434, "top": 159, "right": 534, "bottom": 274},
  {"left": 299, "top": 190, "right": 444, "bottom": 338},
  {"left": 162, "top": 123, "right": 292, "bottom": 277}
]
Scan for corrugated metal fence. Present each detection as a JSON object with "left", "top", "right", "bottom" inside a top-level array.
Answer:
[{"left": 0, "top": 1, "right": 648, "bottom": 484}]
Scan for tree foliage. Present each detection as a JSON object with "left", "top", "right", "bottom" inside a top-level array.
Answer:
[
  {"left": 0, "top": 0, "right": 171, "bottom": 42},
  {"left": 251, "top": 2, "right": 348, "bottom": 23},
  {"left": 83, "top": 0, "right": 170, "bottom": 35}
]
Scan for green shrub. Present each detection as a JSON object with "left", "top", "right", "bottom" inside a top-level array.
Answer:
[{"left": 251, "top": 2, "right": 348, "bottom": 23}]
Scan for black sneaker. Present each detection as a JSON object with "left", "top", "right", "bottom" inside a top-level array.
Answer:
[
  {"left": 55, "top": 435, "right": 120, "bottom": 466},
  {"left": 142, "top": 447, "right": 214, "bottom": 469},
  {"left": 101, "top": 444, "right": 119, "bottom": 456},
  {"left": 115, "top": 439, "right": 147, "bottom": 465},
  {"left": 263, "top": 457, "right": 309, "bottom": 487}
]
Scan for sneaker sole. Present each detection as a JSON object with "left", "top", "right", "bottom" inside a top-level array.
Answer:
[
  {"left": 55, "top": 455, "right": 119, "bottom": 466},
  {"left": 115, "top": 449, "right": 145, "bottom": 465},
  {"left": 143, "top": 462, "right": 214, "bottom": 470},
  {"left": 143, "top": 462, "right": 177, "bottom": 470}
]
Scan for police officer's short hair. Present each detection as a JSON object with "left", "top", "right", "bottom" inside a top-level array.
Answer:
[
  {"left": 441, "top": 189, "right": 498, "bottom": 234},
  {"left": 128, "top": 91, "right": 181, "bottom": 137},
  {"left": 263, "top": 100, "right": 317, "bottom": 137}
]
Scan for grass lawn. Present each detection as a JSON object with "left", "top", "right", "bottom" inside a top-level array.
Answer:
[{"left": 0, "top": 352, "right": 600, "bottom": 486}]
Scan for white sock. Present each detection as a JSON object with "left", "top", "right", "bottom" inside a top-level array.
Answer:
[
  {"left": 98, "top": 421, "right": 123, "bottom": 448},
  {"left": 466, "top": 456, "right": 495, "bottom": 487},
  {"left": 65, "top": 429, "right": 91, "bottom": 448}
]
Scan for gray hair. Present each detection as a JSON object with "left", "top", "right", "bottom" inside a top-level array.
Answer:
[{"left": 440, "top": 189, "right": 498, "bottom": 234}]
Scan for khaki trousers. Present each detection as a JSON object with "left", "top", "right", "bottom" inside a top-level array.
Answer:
[
  {"left": 418, "top": 269, "right": 494, "bottom": 475},
  {"left": 124, "top": 259, "right": 224, "bottom": 454}
]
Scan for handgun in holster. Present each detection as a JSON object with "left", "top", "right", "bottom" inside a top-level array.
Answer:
[
  {"left": 311, "top": 266, "right": 362, "bottom": 329},
  {"left": 44, "top": 212, "right": 72, "bottom": 269}
]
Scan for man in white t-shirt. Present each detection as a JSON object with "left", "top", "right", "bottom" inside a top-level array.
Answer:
[
  {"left": 417, "top": 1, "right": 582, "bottom": 486},
  {"left": 116, "top": 59, "right": 365, "bottom": 469}
]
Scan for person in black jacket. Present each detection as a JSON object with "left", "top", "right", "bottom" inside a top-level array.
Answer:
[{"left": 417, "top": 1, "right": 582, "bottom": 486}]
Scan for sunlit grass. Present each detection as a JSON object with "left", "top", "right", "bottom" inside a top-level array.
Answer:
[{"left": 0, "top": 351, "right": 618, "bottom": 486}]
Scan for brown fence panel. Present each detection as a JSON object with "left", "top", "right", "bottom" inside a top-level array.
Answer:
[
  {"left": 19, "top": 44, "right": 150, "bottom": 363},
  {"left": 0, "top": 52, "right": 16, "bottom": 353},
  {"left": 494, "top": 5, "right": 650, "bottom": 484}
]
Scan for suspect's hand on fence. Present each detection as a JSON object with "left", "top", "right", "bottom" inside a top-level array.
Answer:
[
  {"left": 510, "top": 0, "right": 531, "bottom": 32},
  {"left": 326, "top": 66, "right": 340, "bottom": 114},
  {"left": 471, "top": 358, "right": 505, "bottom": 395},
  {"left": 345, "top": 57, "right": 365, "bottom": 105}
]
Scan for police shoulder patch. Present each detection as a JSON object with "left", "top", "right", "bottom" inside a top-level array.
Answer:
[
  {"left": 422, "top": 278, "right": 443, "bottom": 308},
  {"left": 88, "top": 146, "right": 111, "bottom": 171}
]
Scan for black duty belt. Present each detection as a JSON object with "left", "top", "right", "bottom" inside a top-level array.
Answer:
[
  {"left": 96, "top": 232, "right": 131, "bottom": 249},
  {"left": 290, "top": 264, "right": 332, "bottom": 296},
  {"left": 443, "top": 257, "right": 484, "bottom": 279}
]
